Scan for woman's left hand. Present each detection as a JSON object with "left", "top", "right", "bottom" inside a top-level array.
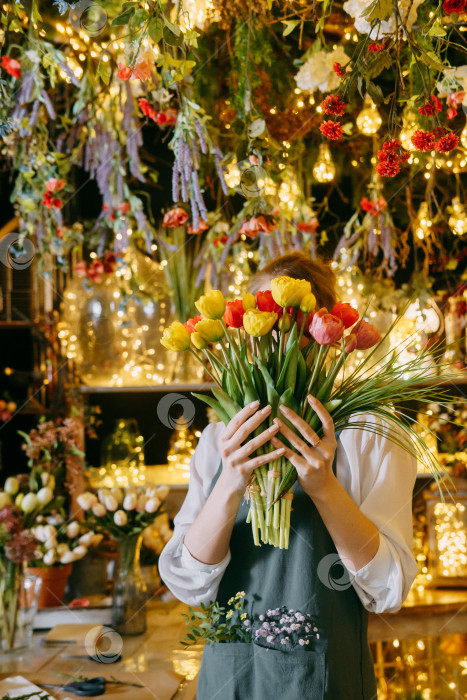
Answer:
[{"left": 271, "top": 395, "right": 338, "bottom": 499}]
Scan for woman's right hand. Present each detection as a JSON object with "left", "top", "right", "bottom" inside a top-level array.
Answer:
[{"left": 218, "top": 401, "right": 285, "bottom": 496}]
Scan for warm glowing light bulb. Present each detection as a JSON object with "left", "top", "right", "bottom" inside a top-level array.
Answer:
[
  {"left": 356, "top": 95, "right": 382, "bottom": 135},
  {"left": 313, "top": 143, "right": 336, "bottom": 183},
  {"left": 461, "top": 123, "right": 467, "bottom": 150},
  {"left": 448, "top": 197, "right": 467, "bottom": 236},
  {"left": 415, "top": 201, "right": 432, "bottom": 240}
]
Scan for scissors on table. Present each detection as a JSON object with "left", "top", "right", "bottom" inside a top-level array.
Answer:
[{"left": 41, "top": 677, "right": 106, "bottom": 696}]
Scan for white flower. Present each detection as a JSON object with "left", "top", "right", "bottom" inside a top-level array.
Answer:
[
  {"left": 25, "top": 49, "right": 41, "bottom": 64},
  {"left": 57, "top": 543, "right": 70, "bottom": 555},
  {"left": 44, "top": 536, "right": 58, "bottom": 551},
  {"left": 114, "top": 510, "right": 128, "bottom": 526},
  {"left": 97, "top": 488, "right": 110, "bottom": 504},
  {"left": 0, "top": 492, "right": 11, "bottom": 509},
  {"left": 43, "top": 550, "right": 56, "bottom": 566},
  {"left": 33, "top": 549, "right": 43, "bottom": 560},
  {"left": 343, "top": 0, "right": 423, "bottom": 38},
  {"left": 110, "top": 487, "right": 123, "bottom": 504},
  {"left": 60, "top": 551, "right": 76, "bottom": 564},
  {"left": 104, "top": 495, "right": 118, "bottom": 512},
  {"left": 37, "top": 487, "right": 54, "bottom": 506},
  {"left": 66, "top": 521, "right": 80, "bottom": 539},
  {"left": 77, "top": 492, "right": 98, "bottom": 511},
  {"left": 73, "top": 545, "right": 88, "bottom": 559},
  {"left": 4, "top": 477, "right": 19, "bottom": 495},
  {"left": 123, "top": 493, "right": 137, "bottom": 510},
  {"left": 156, "top": 485, "right": 170, "bottom": 501},
  {"left": 78, "top": 532, "right": 94, "bottom": 547},
  {"left": 43, "top": 524, "right": 57, "bottom": 540},
  {"left": 21, "top": 493, "right": 38, "bottom": 513},
  {"left": 136, "top": 495, "right": 149, "bottom": 513},
  {"left": 295, "top": 46, "right": 348, "bottom": 94},
  {"left": 40, "top": 473, "right": 55, "bottom": 491},
  {"left": 145, "top": 497, "right": 161, "bottom": 514},
  {"left": 92, "top": 503, "right": 106, "bottom": 518}
]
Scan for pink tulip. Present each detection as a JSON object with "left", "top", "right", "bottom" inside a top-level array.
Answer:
[
  {"left": 355, "top": 321, "right": 381, "bottom": 350},
  {"left": 344, "top": 333, "right": 357, "bottom": 353},
  {"left": 309, "top": 309, "right": 344, "bottom": 345}
]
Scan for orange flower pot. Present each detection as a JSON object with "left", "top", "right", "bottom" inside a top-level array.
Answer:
[{"left": 26, "top": 564, "right": 73, "bottom": 609}]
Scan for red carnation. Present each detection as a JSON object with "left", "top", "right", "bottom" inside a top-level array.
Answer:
[
  {"left": 319, "top": 121, "right": 343, "bottom": 140},
  {"left": 442, "top": 0, "right": 466, "bottom": 13},
  {"left": 418, "top": 95, "right": 443, "bottom": 116},
  {"left": 434, "top": 132, "right": 459, "bottom": 153},
  {"left": 321, "top": 94, "right": 347, "bottom": 116},
  {"left": 368, "top": 43, "right": 385, "bottom": 52},
  {"left": 376, "top": 160, "right": 400, "bottom": 177},
  {"left": 333, "top": 62, "right": 344, "bottom": 77},
  {"left": 42, "top": 191, "right": 62, "bottom": 209},
  {"left": 411, "top": 129, "right": 435, "bottom": 152},
  {"left": 360, "top": 196, "right": 387, "bottom": 216},
  {"left": 383, "top": 139, "right": 402, "bottom": 152}
]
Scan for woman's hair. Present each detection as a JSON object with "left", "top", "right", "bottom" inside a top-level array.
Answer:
[{"left": 249, "top": 252, "right": 338, "bottom": 310}]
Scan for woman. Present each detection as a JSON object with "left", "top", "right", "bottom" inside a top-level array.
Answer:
[{"left": 159, "top": 252, "right": 417, "bottom": 699}]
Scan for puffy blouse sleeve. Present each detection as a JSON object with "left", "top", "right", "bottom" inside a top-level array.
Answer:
[
  {"left": 337, "top": 414, "right": 418, "bottom": 614},
  {"left": 158, "top": 422, "right": 231, "bottom": 606}
]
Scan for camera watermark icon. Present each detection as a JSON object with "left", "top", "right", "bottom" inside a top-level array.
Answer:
[
  {"left": 69, "top": 0, "right": 108, "bottom": 36},
  {"left": 236, "top": 160, "right": 268, "bottom": 200},
  {"left": 0, "top": 232, "right": 35, "bottom": 270},
  {"left": 84, "top": 625, "right": 123, "bottom": 663},
  {"left": 317, "top": 553, "right": 355, "bottom": 592},
  {"left": 157, "top": 393, "right": 196, "bottom": 430}
]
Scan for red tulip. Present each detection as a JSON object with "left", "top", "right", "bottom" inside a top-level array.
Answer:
[
  {"left": 344, "top": 333, "right": 357, "bottom": 353},
  {"left": 224, "top": 300, "right": 245, "bottom": 328},
  {"left": 331, "top": 301, "right": 359, "bottom": 329},
  {"left": 355, "top": 321, "right": 381, "bottom": 350},
  {"left": 256, "top": 290, "right": 282, "bottom": 314},
  {"left": 184, "top": 315, "right": 203, "bottom": 334},
  {"left": 309, "top": 309, "right": 344, "bottom": 345}
]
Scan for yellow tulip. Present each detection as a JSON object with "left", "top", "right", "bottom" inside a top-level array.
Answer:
[
  {"left": 300, "top": 292, "right": 317, "bottom": 314},
  {"left": 243, "top": 309, "right": 278, "bottom": 337},
  {"left": 195, "top": 290, "right": 226, "bottom": 320},
  {"left": 191, "top": 332, "right": 208, "bottom": 350},
  {"left": 278, "top": 314, "right": 292, "bottom": 332},
  {"left": 270, "top": 276, "right": 311, "bottom": 308},
  {"left": 242, "top": 293, "right": 256, "bottom": 311},
  {"left": 160, "top": 322, "right": 191, "bottom": 352},
  {"left": 194, "top": 319, "right": 225, "bottom": 343}
]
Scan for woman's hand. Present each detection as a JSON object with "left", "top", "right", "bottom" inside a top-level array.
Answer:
[
  {"left": 218, "top": 401, "right": 285, "bottom": 496},
  {"left": 271, "top": 395, "right": 338, "bottom": 499}
]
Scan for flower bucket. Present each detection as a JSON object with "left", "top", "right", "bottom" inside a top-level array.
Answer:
[{"left": 26, "top": 564, "right": 73, "bottom": 609}]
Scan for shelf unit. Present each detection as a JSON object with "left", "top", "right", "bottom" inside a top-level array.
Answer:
[{"left": 78, "top": 382, "right": 215, "bottom": 394}]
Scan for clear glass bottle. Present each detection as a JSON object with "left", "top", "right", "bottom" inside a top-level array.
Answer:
[{"left": 111, "top": 533, "right": 147, "bottom": 636}]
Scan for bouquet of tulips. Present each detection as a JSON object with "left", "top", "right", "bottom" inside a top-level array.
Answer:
[{"left": 161, "top": 276, "right": 459, "bottom": 549}]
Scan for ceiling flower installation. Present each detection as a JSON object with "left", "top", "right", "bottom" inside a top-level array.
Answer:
[{"left": 0, "top": 0, "right": 465, "bottom": 305}]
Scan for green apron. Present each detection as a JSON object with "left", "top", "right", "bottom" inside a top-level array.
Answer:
[{"left": 196, "top": 443, "right": 377, "bottom": 699}]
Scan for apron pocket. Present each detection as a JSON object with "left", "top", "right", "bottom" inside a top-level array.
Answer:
[
  {"left": 197, "top": 642, "right": 254, "bottom": 700},
  {"left": 252, "top": 640, "right": 327, "bottom": 700}
]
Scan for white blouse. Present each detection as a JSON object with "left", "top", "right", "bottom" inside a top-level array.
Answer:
[{"left": 159, "top": 413, "right": 418, "bottom": 614}]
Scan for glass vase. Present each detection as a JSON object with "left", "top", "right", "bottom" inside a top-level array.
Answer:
[
  {"left": 112, "top": 533, "right": 147, "bottom": 636},
  {"left": 0, "top": 563, "right": 42, "bottom": 651}
]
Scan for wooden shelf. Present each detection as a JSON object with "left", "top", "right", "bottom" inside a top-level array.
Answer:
[{"left": 78, "top": 382, "right": 215, "bottom": 393}]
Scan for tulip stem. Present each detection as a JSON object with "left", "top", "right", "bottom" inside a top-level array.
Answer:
[
  {"left": 278, "top": 307, "right": 287, "bottom": 368},
  {"left": 302, "top": 344, "right": 327, "bottom": 416},
  {"left": 221, "top": 320, "right": 249, "bottom": 383},
  {"left": 298, "top": 312, "right": 308, "bottom": 347},
  {"left": 219, "top": 337, "right": 243, "bottom": 395},
  {"left": 198, "top": 349, "right": 222, "bottom": 385}
]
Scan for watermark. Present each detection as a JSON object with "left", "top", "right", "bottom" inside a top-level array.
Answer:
[
  {"left": 84, "top": 625, "right": 123, "bottom": 663},
  {"left": 235, "top": 159, "right": 268, "bottom": 200},
  {"left": 317, "top": 553, "right": 355, "bottom": 592},
  {"left": 157, "top": 392, "right": 196, "bottom": 429},
  {"left": 69, "top": 0, "right": 108, "bottom": 37},
  {"left": 0, "top": 232, "right": 35, "bottom": 270}
]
